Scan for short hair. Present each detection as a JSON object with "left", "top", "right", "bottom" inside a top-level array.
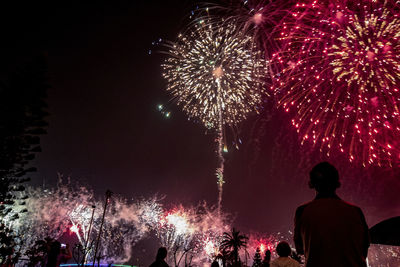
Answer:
[
  {"left": 156, "top": 247, "right": 168, "bottom": 260},
  {"left": 309, "top": 162, "right": 340, "bottom": 192},
  {"left": 276, "top": 241, "right": 292, "bottom": 257}
]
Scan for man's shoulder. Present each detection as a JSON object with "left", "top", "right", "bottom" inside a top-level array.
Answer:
[
  {"left": 287, "top": 257, "right": 301, "bottom": 267},
  {"left": 334, "top": 199, "right": 365, "bottom": 215},
  {"left": 295, "top": 197, "right": 363, "bottom": 213},
  {"left": 271, "top": 257, "right": 300, "bottom": 267},
  {"left": 295, "top": 201, "right": 312, "bottom": 218},
  {"left": 304, "top": 197, "right": 362, "bottom": 209},
  {"left": 340, "top": 200, "right": 362, "bottom": 209},
  {"left": 297, "top": 198, "right": 365, "bottom": 218}
]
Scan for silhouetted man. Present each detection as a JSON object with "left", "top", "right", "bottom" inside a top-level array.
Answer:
[
  {"left": 149, "top": 247, "right": 169, "bottom": 267},
  {"left": 270, "top": 241, "right": 300, "bottom": 267},
  {"left": 294, "top": 162, "right": 369, "bottom": 267}
]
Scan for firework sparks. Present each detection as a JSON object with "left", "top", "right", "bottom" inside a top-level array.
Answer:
[
  {"left": 204, "top": 238, "right": 219, "bottom": 258},
  {"left": 165, "top": 211, "right": 194, "bottom": 236},
  {"left": 162, "top": 18, "right": 267, "bottom": 208},
  {"left": 70, "top": 224, "right": 79, "bottom": 234},
  {"left": 162, "top": 19, "right": 266, "bottom": 130},
  {"left": 367, "top": 244, "right": 400, "bottom": 266},
  {"left": 157, "top": 209, "right": 196, "bottom": 254},
  {"left": 155, "top": 204, "right": 230, "bottom": 265},
  {"left": 9, "top": 180, "right": 231, "bottom": 265},
  {"left": 9, "top": 180, "right": 165, "bottom": 264},
  {"left": 5, "top": 181, "right": 400, "bottom": 266},
  {"left": 196, "top": 1, "right": 289, "bottom": 43},
  {"left": 272, "top": 0, "right": 400, "bottom": 166}
]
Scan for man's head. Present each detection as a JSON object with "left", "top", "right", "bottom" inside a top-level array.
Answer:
[
  {"left": 276, "top": 241, "right": 292, "bottom": 257},
  {"left": 309, "top": 162, "right": 340, "bottom": 193},
  {"left": 156, "top": 247, "right": 168, "bottom": 260}
]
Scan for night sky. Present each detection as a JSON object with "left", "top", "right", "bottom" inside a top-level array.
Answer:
[{"left": 2, "top": 0, "right": 400, "bottom": 239}]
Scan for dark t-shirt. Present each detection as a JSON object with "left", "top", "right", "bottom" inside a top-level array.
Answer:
[{"left": 294, "top": 194, "right": 369, "bottom": 267}]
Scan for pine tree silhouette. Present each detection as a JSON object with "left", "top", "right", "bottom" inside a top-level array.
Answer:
[
  {"left": 0, "top": 55, "right": 49, "bottom": 264},
  {"left": 252, "top": 247, "right": 262, "bottom": 267}
]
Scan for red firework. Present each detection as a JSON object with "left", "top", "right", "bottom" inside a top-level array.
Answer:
[{"left": 272, "top": 0, "right": 400, "bottom": 166}]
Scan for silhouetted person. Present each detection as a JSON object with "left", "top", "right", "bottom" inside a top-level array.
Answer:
[
  {"left": 149, "top": 247, "right": 169, "bottom": 267},
  {"left": 294, "top": 162, "right": 369, "bottom": 267},
  {"left": 270, "top": 242, "right": 299, "bottom": 267},
  {"left": 1, "top": 249, "right": 14, "bottom": 267},
  {"left": 58, "top": 244, "right": 72, "bottom": 265},
  {"left": 261, "top": 250, "right": 271, "bottom": 267},
  {"left": 46, "top": 241, "right": 61, "bottom": 267},
  {"left": 211, "top": 261, "right": 219, "bottom": 267},
  {"left": 46, "top": 241, "right": 72, "bottom": 267}
]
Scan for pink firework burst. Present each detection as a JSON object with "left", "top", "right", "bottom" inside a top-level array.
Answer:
[
  {"left": 272, "top": 0, "right": 400, "bottom": 166},
  {"left": 199, "top": 0, "right": 291, "bottom": 53}
]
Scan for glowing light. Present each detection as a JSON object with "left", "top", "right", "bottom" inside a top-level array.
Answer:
[
  {"left": 259, "top": 243, "right": 266, "bottom": 254},
  {"left": 157, "top": 104, "right": 171, "bottom": 119},
  {"left": 212, "top": 66, "right": 224, "bottom": 79},
  {"left": 70, "top": 224, "right": 79, "bottom": 234},
  {"left": 204, "top": 239, "right": 219, "bottom": 258},
  {"left": 155, "top": 204, "right": 229, "bottom": 264},
  {"left": 165, "top": 210, "right": 194, "bottom": 236},
  {"left": 252, "top": 13, "right": 263, "bottom": 25},
  {"left": 273, "top": 0, "right": 400, "bottom": 165},
  {"left": 223, "top": 145, "right": 228, "bottom": 153}
]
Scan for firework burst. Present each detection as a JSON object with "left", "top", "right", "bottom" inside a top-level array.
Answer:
[
  {"left": 272, "top": 0, "right": 400, "bottom": 166},
  {"left": 8, "top": 180, "right": 232, "bottom": 265},
  {"left": 163, "top": 19, "right": 266, "bottom": 130},
  {"left": 199, "top": 0, "right": 291, "bottom": 49},
  {"left": 197, "top": 0, "right": 287, "bottom": 39},
  {"left": 162, "top": 18, "right": 267, "bottom": 208},
  {"left": 8, "top": 180, "right": 164, "bottom": 264},
  {"left": 155, "top": 204, "right": 230, "bottom": 265}
]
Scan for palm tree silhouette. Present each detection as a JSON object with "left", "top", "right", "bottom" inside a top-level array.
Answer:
[{"left": 220, "top": 228, "right": 248, "bottom": 267}]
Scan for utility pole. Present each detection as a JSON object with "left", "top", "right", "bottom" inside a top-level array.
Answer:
[
  {"left": 92, "top": 190, "right": 112, "bottom": 267},
  {"left": 81, "top": 205, "right": 96, "bottom": 266}
]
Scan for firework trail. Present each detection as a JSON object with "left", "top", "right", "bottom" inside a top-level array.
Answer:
[
  {"left": 272, "top": 0, "right": 400, "bottom": 166},
  {"left": 162, "top": 18, "right": 267, "bottom": 210}
]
